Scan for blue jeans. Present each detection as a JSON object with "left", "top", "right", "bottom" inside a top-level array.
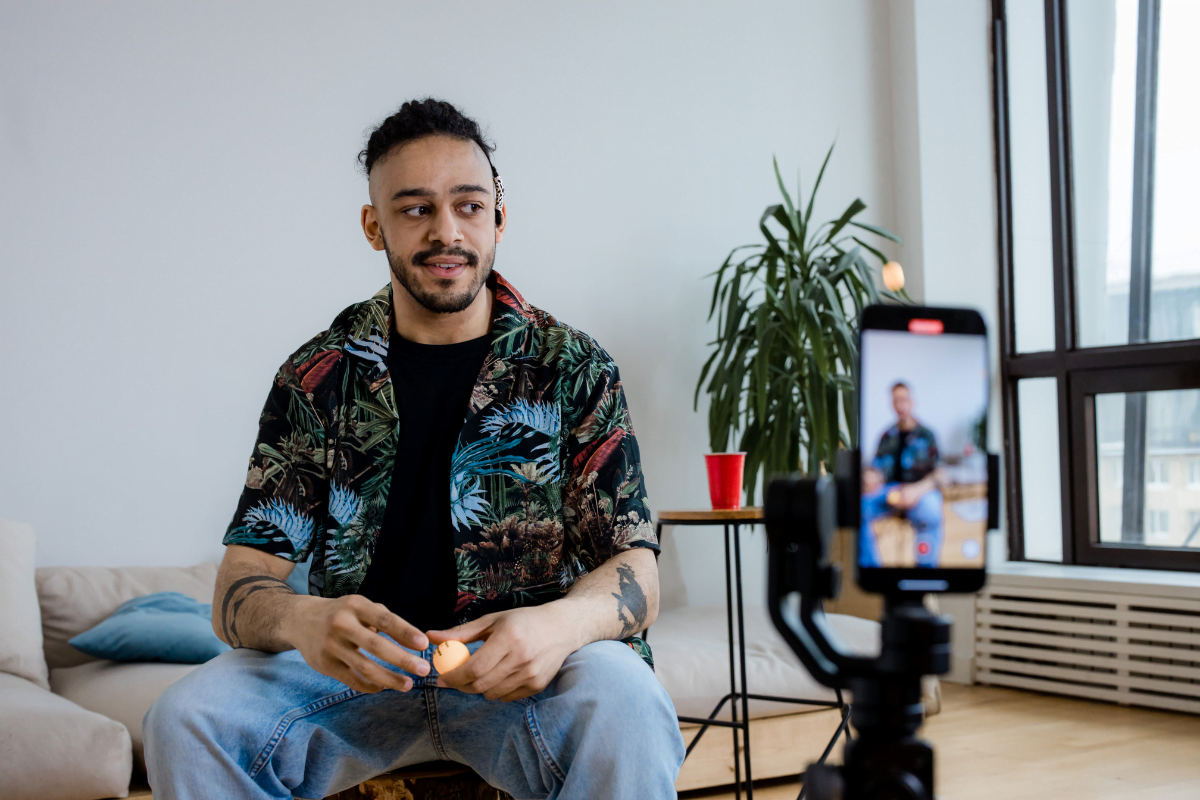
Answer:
[
  {"left": 860, "top": 484, "right": 944, "bottom": 568},
  {"left": 143, "top": 638, "right": 684, "bottom": 800}
]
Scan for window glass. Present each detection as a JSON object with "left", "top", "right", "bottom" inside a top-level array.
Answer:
[
  {"left": 1007, "top": 0, "right": 1057, "bottom": 353},
  {"left": 1018, "top": 378, "right": 1063, "bottom": 560},
  {"left": 1072, "top": 0, "right": 1200, "bottom": 347},
  {"left": 1069, "top": 0, "right": 1138, "bottom": 347},
  {"left": 1148, "top": 0, "right": 1200, "bottom": 342},
  {"left": 1095, "top": 388, "right": 1200, "bottom": 548}
]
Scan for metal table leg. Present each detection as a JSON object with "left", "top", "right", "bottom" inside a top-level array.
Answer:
[
  {"left": 732, "top": 522, "right": 754, "bottom": 797},
  {"left": 723, "top": 523, "right": 745, "bottom": 799},
  {"left": 664, "top": 515, "right": 848, "bottom": 799}
]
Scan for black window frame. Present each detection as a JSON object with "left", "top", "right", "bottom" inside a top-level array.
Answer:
[{"left": 991, "top": 0, "right": 1200, "bottom": 571}]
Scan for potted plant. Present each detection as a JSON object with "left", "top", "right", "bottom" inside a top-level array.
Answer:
[{"left": 695, "top": 144, "right": 909, "bottom": 502}]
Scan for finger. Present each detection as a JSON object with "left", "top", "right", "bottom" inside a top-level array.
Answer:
[
  {"left": 427, "top": 613, "right": 497, "bottom": 645},
  {"left": 350, "top": 598, "right": 428, "bottom": 650},
  {"left": 484, "top": 667, "right": 538, "bottom": 702},
  {"left": 349, "top": 629, "right": 431, "bottom": 677},
  {"left": 496, "top": 684, "right": 539, "bottom": 703},
  {"left": 344, "top": 650, "right": 414, "bottom": 693},
  {"left": 452, "top": 649, "right": 526, "bottom": 697},
  {"left": 331, "top": 659, "right": 386, "bottom": 694},
  {"left": 438, "top": 639, "right": 506, "bottom": 691}
]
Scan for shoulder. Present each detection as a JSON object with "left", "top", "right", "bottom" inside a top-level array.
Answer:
[
  {"left": 537, "top": 312, "right": 616, "bottom": 371},
  {"left": 494, "top": 277, "right": 617, "bottom": 376},
  {"left": 277, "top": 285, "right": 390, "bottom": 393}
]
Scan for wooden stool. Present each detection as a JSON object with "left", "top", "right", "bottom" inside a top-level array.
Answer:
[{"left": 324, "top": 761, "right": 514, "bottom": 800}]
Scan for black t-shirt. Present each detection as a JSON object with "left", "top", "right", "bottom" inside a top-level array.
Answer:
[{"left": 356, "top": 332, "right": 491, "bottom": 632}]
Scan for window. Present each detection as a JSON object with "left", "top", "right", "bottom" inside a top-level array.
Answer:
[
  {"left": 993, "top": 0, "right": 1200, "bottom": 569},
  {"left": 1147, "top": 458, "right": 1169, "bottom": 489},
  {"left": 1147, "top": 509, "right": 1169, "bottom": 537}
]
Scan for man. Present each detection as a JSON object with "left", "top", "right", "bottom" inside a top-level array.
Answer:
[
  {"left": 860, "top": 381, "right": 944, "bottom": 568},
  {"left": 144, "top": 99, "right": 684, "bottom": 800}
]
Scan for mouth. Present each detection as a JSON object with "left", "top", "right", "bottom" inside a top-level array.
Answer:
[{"left": 420, "top": 259, "right": 469, "bottom": 279}]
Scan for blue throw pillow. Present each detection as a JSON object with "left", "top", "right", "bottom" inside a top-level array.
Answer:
[{"left": 68, "top": 591, "right": 231, "bottom": 664}]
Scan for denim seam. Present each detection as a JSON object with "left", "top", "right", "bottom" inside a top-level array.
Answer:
[
  {"left": 525, "top": 704, "right": 567, "bottom": 783},
  {"left": 248, "top": 688, "right": 361, "bottom": 778},
  {"left": 425, "top": 685, "right": 450, "bottom": 761}
]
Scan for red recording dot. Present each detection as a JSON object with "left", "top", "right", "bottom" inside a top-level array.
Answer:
[{"left": 917, "top": 542, "right": 931, "bottom": 555}]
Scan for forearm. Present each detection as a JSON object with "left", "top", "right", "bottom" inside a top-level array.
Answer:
[
  {"left": 556, "top": 547, "right": 660, "bottom": 649},
  {"left": 213, "top": 556, "right": 308, "bottom": 652}
]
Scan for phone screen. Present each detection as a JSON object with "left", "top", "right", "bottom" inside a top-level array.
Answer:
[{"left": 858, "top": 310, "right": 989, "bottom": 578}]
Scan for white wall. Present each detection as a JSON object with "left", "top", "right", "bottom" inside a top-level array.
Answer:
[
  {"left": 1, "top": 1, "right": 909, "bottom": 608},
  {"left": 897, "top": 0, "right": 1002, "bottom": 682}
]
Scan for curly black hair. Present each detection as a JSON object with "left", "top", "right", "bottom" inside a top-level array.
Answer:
[{"left": 359, "top": 98, "right": 501, "bottom": 225}]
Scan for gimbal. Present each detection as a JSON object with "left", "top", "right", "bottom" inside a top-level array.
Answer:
[{"left": 764, "top": 472, "right": 954, "bottom": 800}]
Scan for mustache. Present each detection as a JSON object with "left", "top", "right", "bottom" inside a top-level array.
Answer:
[{"left": 411, "top": 246, "right": 479, "bottom": 268}]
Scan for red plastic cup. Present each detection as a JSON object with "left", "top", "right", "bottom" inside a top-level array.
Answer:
[{"left": 705, "top": 453, "right": 746, "bottom": 510}]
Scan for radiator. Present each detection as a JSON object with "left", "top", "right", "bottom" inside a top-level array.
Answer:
[{"left": 974, "top": 577, "right": 1200, "bottom": 715}]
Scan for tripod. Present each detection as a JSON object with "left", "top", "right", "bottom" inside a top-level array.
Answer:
[{"left": 765, "top": 476, "right": 952, "bottom": 800}]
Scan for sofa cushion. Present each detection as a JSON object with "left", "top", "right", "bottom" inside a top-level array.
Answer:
[
  {"left": 651, "top": 604, "right": 880, "bottom": 722},
  {"left": 0, "top": 671, "right": 132, "bottom": 800},
  {"left": 655, "top": 526, "right": 689, "bottom": 613},
  {"left": 69, "top": 591, "right": 231, "bottom": 664},
  {"left": 36, "top": 562, "right": 220, "bottom": 670},
  {"left": 0, "top": 519, "right": 50, "bottom": 690},
  {"left": 52, "top": 659, "right": 199, "bottom": 774}
]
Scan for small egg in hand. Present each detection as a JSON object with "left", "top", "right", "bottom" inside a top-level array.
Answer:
[
  {"left": 433, "top": 640, "right": 470, "bottom": 674},
  {"left": 887, "top": 489, "right": 902, "bottom": 506}
]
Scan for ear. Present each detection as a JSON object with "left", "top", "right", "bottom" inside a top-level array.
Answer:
[
  {"left": 361, "top": 205, "right": 386, "bottom": 251},
  {"left": 495, "top": 203, "right": 507, "bottom": 245}
]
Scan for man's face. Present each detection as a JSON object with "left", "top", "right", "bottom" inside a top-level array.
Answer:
[
  {"left": 361, "top": 135, "right": 505, "bottom": 314},
  {"left": 892, "top": 386, "right": 914, "bottom": 419}
]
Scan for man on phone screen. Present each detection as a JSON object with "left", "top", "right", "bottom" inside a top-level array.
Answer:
[
  {"left": 861, "top": 381, "right": 945, "bottom": 568},
  {"left": 142, "top": 98, "right": 684, "bottom": 800}
]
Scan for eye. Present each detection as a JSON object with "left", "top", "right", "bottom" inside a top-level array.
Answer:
[
  {"left": 402, "top": 205, "right": 431, "bottom": 217},
  {"left": 461, "top": 202, "right": 485, "bottom": 214}
]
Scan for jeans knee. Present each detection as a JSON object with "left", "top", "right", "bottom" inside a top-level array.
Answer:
[
  {"left": 561, "top": 642, "right": 678, "bottom": 729},
  {"left": 145, "top": 674, "right": 208, "bottom": 751}
]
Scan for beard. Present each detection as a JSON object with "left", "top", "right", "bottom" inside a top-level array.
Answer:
[{"left": 382, "top": 234, "right": 495, "bottom": 315}]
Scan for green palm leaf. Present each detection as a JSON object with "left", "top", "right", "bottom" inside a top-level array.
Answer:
[{"left": 696, "top": 144, "right": 910, "bottom": 501}]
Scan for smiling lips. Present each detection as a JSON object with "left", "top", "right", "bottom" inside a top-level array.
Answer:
[{"left": 422, "top": 259, "right": 468, "bottom": 279}]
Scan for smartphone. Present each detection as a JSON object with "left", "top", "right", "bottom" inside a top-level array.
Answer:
[{"left": 856, "top": 305, "right": 989, "bottom": 595}]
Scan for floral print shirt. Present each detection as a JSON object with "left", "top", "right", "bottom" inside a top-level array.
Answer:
[
  {"left": 872, "top": 423, "right": 939, "bottom": 485},
  {"left": 223, "top": 272, "right": 659, "bottom": 627}
]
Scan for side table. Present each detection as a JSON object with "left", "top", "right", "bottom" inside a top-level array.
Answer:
[{"left": 652, "top": 508, "right": 849, "bottom": 800}]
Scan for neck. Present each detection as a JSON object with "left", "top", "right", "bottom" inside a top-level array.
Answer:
[
  {"left": 898, "top": 416, "right": 917, "bottom": 431},
  {"left": 389, "top": 276, "right": 494, "bottom": 345}
]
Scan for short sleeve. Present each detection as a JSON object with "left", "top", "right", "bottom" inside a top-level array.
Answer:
[
  {"left": 563, "top": 358, "right": 658, "bottom": 569},
  {"left": 222, "top": 363, "right": 331, "bottom": 563}
]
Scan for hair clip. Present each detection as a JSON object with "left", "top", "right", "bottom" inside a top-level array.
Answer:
[{"left": 494, "top": 174, "right": 505, "bottom": 209}]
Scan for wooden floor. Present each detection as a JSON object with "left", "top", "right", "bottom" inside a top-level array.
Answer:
[
  {"left": 129, "top": 683, "right": 1200, "bottom": 800},
  {"left": 682, "top": 683, "right": 1200, "bottom": 800}
]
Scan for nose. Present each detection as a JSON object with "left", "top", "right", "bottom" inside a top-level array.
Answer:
[{"left": 428, "top": 205, "right": 464, "bottom": 247}]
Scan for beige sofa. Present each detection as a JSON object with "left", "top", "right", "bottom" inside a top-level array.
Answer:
[{"left": 0, "top": 520, "right": 899, "bottom": 799}]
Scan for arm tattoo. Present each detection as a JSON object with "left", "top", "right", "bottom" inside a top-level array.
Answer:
[
  {"left": 220, "top": 574, "right": 295, "bottom": 647},
  {"left": 612, "top": 562, "right": 648, "bottom": 639}
]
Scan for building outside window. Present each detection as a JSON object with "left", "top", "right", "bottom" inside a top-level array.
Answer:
[
  {"left": 1146, "top": 457, "right": 1169, "bottom": 490},
  {"left": 993, "top": 0, "right": 1200, "bottom": 569}
]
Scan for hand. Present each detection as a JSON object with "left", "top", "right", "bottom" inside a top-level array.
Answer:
[
  {"left": 427, "top": 603, "right": 581, "bottom": 702},
  {"left": 863, "top": 468, "right": 884, "bottom": 494},
  {"left": 894, "top": 482, "right": 929, "bottom": 510},
  {"left": 283, "top": 594, "right": 431, "bottom": 694}
]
